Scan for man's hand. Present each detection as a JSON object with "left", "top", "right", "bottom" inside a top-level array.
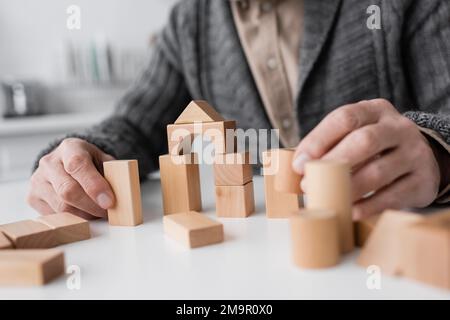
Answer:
[
  {"left": 28, "top": 138, "right": 116, "bottom": 219},
  {"left": 292, "top": 99, "right": 441, "bottom": 220}
]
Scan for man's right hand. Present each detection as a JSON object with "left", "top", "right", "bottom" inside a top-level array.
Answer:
[{"left": 28, "top": 138, "right": 116, "bottom": 219}]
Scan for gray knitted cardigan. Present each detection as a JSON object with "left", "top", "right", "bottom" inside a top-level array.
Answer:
[{"left": 36, "top": 0, "right": 450, "bottom": 176}]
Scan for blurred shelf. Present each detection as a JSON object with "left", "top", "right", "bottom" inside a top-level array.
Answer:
[{"left": 0, "top": 111, "right": 109, "bottom": 137}]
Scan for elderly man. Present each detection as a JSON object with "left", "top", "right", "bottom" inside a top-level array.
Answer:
[{"left": 28, "top": 0, "right": 450, "bottom": 220}]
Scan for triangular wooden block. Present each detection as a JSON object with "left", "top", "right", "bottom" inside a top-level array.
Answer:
[
  {"left": 174, "top": 100, "right": 225, "bottom": 124},
  {"left": 357, "top": 210, "right": 425, "bottom": 276}
]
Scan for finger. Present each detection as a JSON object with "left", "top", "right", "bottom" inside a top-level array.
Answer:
[
  {"left": 45, "top": 160, "right": 107, "bottom": 217},
  {"left": 292, "top": 101, "right": 383, "bottom": 174},
  {"left": 351, "top": 147, "right": 413, "bottom": 201},
  {"left": 322, "top": 122, "right": 400, "bottom": 169},
  {"left": 28, "top": 195, "right": 54, "bottom": 215},
  {"left": 60, "top": 144, "right": 115, "bottom": 209},
  {"left": 352, "top": 173, "right": 417, "bottom": 220}
]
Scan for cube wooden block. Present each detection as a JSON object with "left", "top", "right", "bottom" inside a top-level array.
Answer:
[
  {"left": 174, "top": 100, "right": 225, "bottom": 124},
  {"left": 167, "top": 120, "right": 236, "bottom": 155},
  {"left": 159, "top": 153, "right": 202, "bottom": 215},
  {"left": 262, "top": 150, "right": 300, "bottom": 218},
  {"left": 36, "top": 212, "right": 91, "bottom": 245},
  {"left": 0, "top": 249, "right": 65, "bottom": 286},
  {"left": 272, "top": 148, "right": 302, "bottom": 194},
  {"left": 402, "top": 214, "right": 450, "bottom": 290},
  {"left": 357, "top": 210, "right": 425, "bottom": 276},
  {"left": 163, "top": 211, "right": 224, "bottom": 248},
  {"left": 103, "top": 160, "right": 143, "bottom": 226},
  {"left": 290, "top": 209, "right": 340, "bottom": 269},
  {"left": 215, "top": 181, "right": 255, "bottom": 218},
  {"left": 0, "top": 220, "right": 57, "bottom": 249},
  {"left": 354, "top": 214, "right": 381, "bottom": 247},
  {"left": 214, "top": 151, "right": 252, "bottom": 186},
  {"left": 0, "top": 232, "right": 12, "bottom": 249}
]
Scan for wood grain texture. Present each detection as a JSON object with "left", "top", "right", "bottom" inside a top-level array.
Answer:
[
  {"left": 262, "top": 150, "right": 300, "bottom": 218},
  {"left": 0, "top": 232, "right": 12, "bottom": 249},
  {"left": 159, "top": 153, "right": 202, "bottom": 215},
  {"left": 0, "top": 249, "right": 65, "bottom": 286},
  {"left": 213, "top": 151, "right": 252, "bottom": 186},
  {"left": 357, "top": 210, "right": 424, "bottom": 275},
  {"left": 103, "top": 160, "right": 143, "bottom": 226},
  {"left": 0, "top": 220, "right": 57, "bottom": 249},
  {"left": 174, "top": 100, "right": 225, "bottom": 124},
  {"left": 37, "top": 212, "right": 91, "bottom": 245},
  {"left": 272, "top": 148, "right": 302, "bottom": 194},
  {"left": 167, "top": 120, "right": 236, "bottom": 155},
  {"left": 215, "top": 181, "right": 255, "bottom": 218},
  {"left": 305, "top": 160, "right": 354, "bottom": 254},
  {"left": 290, "top": 209, "right": 340, "bottom": 269},
  {"left": 163, "top": 211, "right": 224, "bottom": 248}
]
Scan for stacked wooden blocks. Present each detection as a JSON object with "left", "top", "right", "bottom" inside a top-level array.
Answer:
[
  {"left": 0, "top": 212, "right": 91, "bottom": 286},
  {"left": 261, "top": 149, "right": 300, "bottom": 218},
  {"left": 214, "top": 151, "right": 255, "bottom": 218}
]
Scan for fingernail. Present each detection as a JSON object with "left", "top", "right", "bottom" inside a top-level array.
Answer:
[
  {"left": 97, "top": 193, "right": 113, "bottom": 209},
  {"left": 300, "top": 178, "right": 307, "bottom": 192},
  {"left": 292, "top": 153, "right": 311, "bottom": 174}
]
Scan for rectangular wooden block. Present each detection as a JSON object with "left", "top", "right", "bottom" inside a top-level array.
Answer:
[
  {"left": 36, "top": 212, "right": 91, "bottom": 245},
  {"left": 167, "top": 120, "right": 236, "bottom": 155},
  {"left": 103, "top": 160, "right": 143, "bottom": 226},
  {"left": 214, "top": 151, "right": 253, "bottom": 186},
  {"left": 159, "top": 153, "right": 202, "bottom": 215},
  {"left": 163, "top": 211, "right": 224, "bottom": 248},
  {"left": 0, "top": 232, "right": 13, "bottom": 249},
  {"left": 215, "top": 181, "right": 255, "bottom": 218},
  {"left": 0, "top": 249, "right": 65, "bottom": 286},
  {"left": 262, "top": 150, "right": 300, "bottom": 218},
  {"left": 402, "top": 215, "right": 450, "bottom": 290},
  {"left": 354, "top": 214, "right": 381, "bottom": 247},
  {"left": 0, "top": 220, "right": 57, "bottom": 249}
]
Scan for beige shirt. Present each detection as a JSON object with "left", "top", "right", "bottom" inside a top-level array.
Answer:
[{"left": 231, "top": 0, "right": 302, "bottom": 148}]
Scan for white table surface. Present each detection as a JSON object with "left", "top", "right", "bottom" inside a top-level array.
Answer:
[{"left": 0, "top": 165, "right": 449, "bottom": 300}]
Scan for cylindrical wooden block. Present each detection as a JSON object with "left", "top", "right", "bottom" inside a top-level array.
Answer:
[
  {"left": 273, "top": 149, "right": 302, "bottom": 194},
  {"left": 305, "top": 160, "right": 354, "bottom": 254},
  {"left": 290, "top": 209, "right": 340, "bottom": 269}
]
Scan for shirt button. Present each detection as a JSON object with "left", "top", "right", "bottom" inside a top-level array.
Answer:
[
  {"left": 266, "top": 57, "right": 278, "bottom": 70},
  {"left": 261, "top": 1, "right": 273, "bottom": 12},
  {"left": 282, "top": 118, "right": 292, "bottom": 129}
]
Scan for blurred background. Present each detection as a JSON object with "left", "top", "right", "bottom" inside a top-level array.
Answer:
[{"left": 0, "top": 0, "right": 178, "bottom": 182}]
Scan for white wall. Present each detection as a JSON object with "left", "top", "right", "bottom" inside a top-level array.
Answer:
[{"left": 0, "top": 0, "right": 178, "bottom": 83}]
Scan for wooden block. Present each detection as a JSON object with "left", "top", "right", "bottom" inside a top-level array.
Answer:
[
  {"left": 159, "top": 153, "right": 202, "bottom": 215},
  {"left": 167, "top": 120, "right": 236, "bottom": 155},
  {"left": 290, "top": 209, "right": 340, "bottom": 269},
  {"left": 36, "top": 212, "right": 90, "bottom": 245},
  {"left": 272, "top": 148, "right": 302, "bottom": 194},
  {"left": 357, "top": 210, "right": 425, "bottom": 276},
  {"left": 354, "top": 214, "right": 381, "bottom": 247},
  {"left": 215, "top": 181, "right": 255, "bottom": 218},
  {"left": 0, "top": 220, "right": 57, "bottom": 249},
  {"left": 163, "top": 211, "right": 224, "bottom": 248},
  {"left": 174, "top": 100, "right": 225, "bottom": 124},
  {"left": 0, "top": 249, "right": 65, "bottom": 286},
  {"left": 305, "top": 160, "right": 354, "bottom": 254},
  {"left": 262, "top": 150, "right": 300, "bottom": 218},
  {"left": 213, "top": 151, "right": 252, "bottom": 186},
  {"left": 103, "top": 160, "right": 143, "bottom": 226},
  {"left": 0, "top": 232, "right": 13, "bottom": 249},
  {"left": 401, "top": 214, "right": 450, "bottom": 290}
]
